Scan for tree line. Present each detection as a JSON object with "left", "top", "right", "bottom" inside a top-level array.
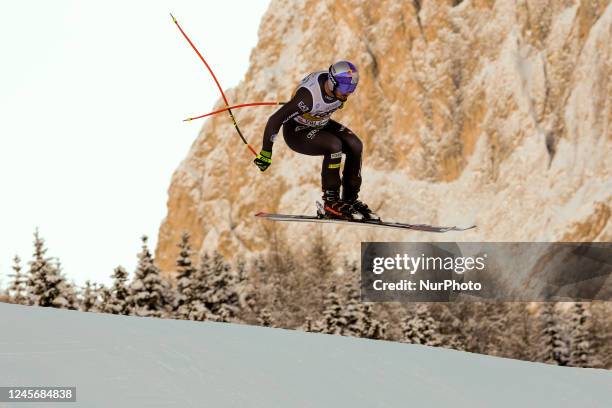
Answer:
[{"left": 1, "top": 229, "right": 610, "bottom": 369}]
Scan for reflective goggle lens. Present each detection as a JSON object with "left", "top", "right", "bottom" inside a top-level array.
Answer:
[{"left": 336, "top": 82, "right": 357, "bottom": 94}]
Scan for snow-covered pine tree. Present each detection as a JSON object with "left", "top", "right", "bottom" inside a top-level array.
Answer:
[
  {"left": 235, "top": 257, "right": 255, "bottom": 311},
  {"left": 436, "top": 305, "right": 468, "bottom": 351},
  {"left": 301, "top": 316, "right": 319, "bottom": 332},
  {"left": 103, "top": 266, "right": 131, "bottom": 315},
  {"left": 26, "top": 230, "right": 72, "bottom": 309},
  {"left": 54, "top": 259, "right": 77, "bottom": 310},
  {"left": 458, "top": 303, "right": 508, "bottom": 354},
  {"left": 174, "top": 232, "right": 204, "bottom": 320},
  {"left": 402, "top": 304, "right": 442, "bottom": 346},
  {"left": 341, "top": 285, "right": 362, "bottom": 336},
  {"left": 341, "top": 284, "right": 386, "bottom": 339},
  {"left": 317, "top": 285, "right": 347, "bottom": 335},
  {"left": 312, "top": 282, "right": 386, "bottom": 338},
  {"left": 26, "top": 230, "right": 54, "bottom": 306},
  {"left": 502, "top": 303, "right": 535, "bottom": 361},
  {"left": 538, "top": 302, "right": 569, "bottom": 366},
  {"left": 80, "top": 280, "right": 102, "bottom": 312},
  {"left": 160, "top": 277, "right": 176, "bottom": 317},
  {"left": 98, "top": 285, "right": 112, "bottom": 313},
  {"left": 359, "top": 304, "right": 387, "bottom": 340},
  {"left": 257, "top": 308, "right": 275, "bottom": 328},
  {"left": 129, "top": 236, "right": 166, "bottom": 318},
  {"left": 569, "top": 302, "right": 598, "bottom": 367},
  {"left": 177, "top": 252, "right": 212, "bottom": 321},
  {"left": 8, "top": 255, "right": 28, "bottom": 304},
  {"left": 63, "top": 281, "right": 79, "bottom": 310},
  {"left": 481, "top": 303, "right": 511, "bottom": 356},
  {"left": 197, "top": 251, "right": 243, "bottom": 322},
  {"left": 590, "top": 302, "right": 612, "bottom": 369}
]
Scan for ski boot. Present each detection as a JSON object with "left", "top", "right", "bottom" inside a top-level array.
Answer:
[
  {"left": 342, "top": 192, "right": 380, "bottom": 221},
  {"left": 350, "top": 200, "right": 381, "bottom": 221},
  {"left": 321, "top": 190, "right": 363, "bottom": 220}
]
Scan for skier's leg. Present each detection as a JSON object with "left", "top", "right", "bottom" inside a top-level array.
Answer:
[
  {"left": 325, "top": 120, "right": 363, "bottom": 201},
  {"left": 282, "top": 123, "right": 343, "bottom": 191},
  {"left": 282, "top": 122, "right": 359, "bottom": 219},
  {"left": 325, "top": 120, "right": 379, "bottom": 220}
]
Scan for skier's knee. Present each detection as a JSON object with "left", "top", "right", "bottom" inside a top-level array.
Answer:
[
  {"left": 344, "top": 138, "right": 362, "bottom": 157},
  {"left": 326, "top": 139, "right": 343, "bottom": 155}
]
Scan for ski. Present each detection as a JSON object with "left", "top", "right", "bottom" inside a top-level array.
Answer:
[{"left": 255, "top": 204, "right": 476, "bottom": 233}]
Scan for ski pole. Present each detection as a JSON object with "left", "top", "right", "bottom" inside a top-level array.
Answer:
[
  {"left": 184, "top": 102, "right": 286, "bottom": 122},
  {"left": 170, "top": 13, "right": 258, "bottom": 156}
]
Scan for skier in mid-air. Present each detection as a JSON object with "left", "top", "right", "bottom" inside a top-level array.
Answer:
[{"left": 254, "top": 60, "right": 379, "bottom": 221}]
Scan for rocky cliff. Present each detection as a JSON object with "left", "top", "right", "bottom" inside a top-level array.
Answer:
[{"left": 156, "top": 0, "right": 611, "bottom": 274}]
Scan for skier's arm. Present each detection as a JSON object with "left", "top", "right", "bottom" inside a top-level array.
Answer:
[{"left": 261, "top": 87, "right": 313, "bottom": 151}]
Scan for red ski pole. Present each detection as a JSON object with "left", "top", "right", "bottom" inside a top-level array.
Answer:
[
  {"left": 184, "top": 102, "right": 286, "bottom": 122},
  {"left": 170, "top": 13, "right": 258, "bottom": 156}
]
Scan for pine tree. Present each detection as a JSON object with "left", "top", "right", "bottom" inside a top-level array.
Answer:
[
  {"left": 436, "top": 305, "right": 468, "bottom": 351},
  {"left": 360, "top": 304, "right": 387, "bottom": 340},
  {"left": 590, "top": 302, "right": 612, "bottom": 369},
  {"left": 458, "top": 303, "right": 510, "bottom": 355},
  {"left": 197, "top": 251, "right": 244, "bottom": 322},
  {"left": 176, "top": 252, "right": 211, "bottom": 321},
  {"left": 80, "top": 280, "right": 102, "bottom": 312},
  {"left": 402, "top": 304, "right": 442, "bottom": 346},
  {"left": 313, "top": 283, "right": 386, "bottom": 339},
  {"left": 174, "top": 232, "right": 207, "bottom": 320},
  {"left": 301, "top": 316, "right": 319, "bottom": 332},
  {"left": 341, "top": 284, "right": 386, "bottom": 339},
  {"left": 481, "top": 303, "right": 511, "bottom": 356},
  {"left": 129, "top": 236, "right": 166, "bottom": 318},
  {"left": 8, "top": 255, "right": 28, "bottom": 304},
  {"left": 26, "top": 230, "right": 72, "bottom": 309},
  {"left": 257, "top": 308, "right": 275, "bottom": 328},
  {"left": 26, "top": 230, "right": 52, "bottom": 306},
  {"left": 160, "top": 277, "right": 176, "bottom": 317},
  {"left": 103, "top": 266, "right": 131, "bottom": 315},
  {"left": 538, "top": 303, "right": 569, "bottom": 366},
  {"left": 235, "top": 257, "right": 255, "bottom": 310},
  {"left": 341, "top": 285, "right": 363, "bottom": 336},
  {"left": 98, "top": 285, "right": 112, "bottom": 313},
  {"left": 54, "top": 259, "right": 77, "bottom": 310},
  {"left": 503, "top": 303, "right": 535, "bottom": 361},
  {"left": 569, "top": 303, "right": 598, "bottom": 367},
  {"left": 62, "top": 280, "right": 79, "bottom": 310},
  {"left": 318, "top": 285, "right": 347, "bottom": 335}
]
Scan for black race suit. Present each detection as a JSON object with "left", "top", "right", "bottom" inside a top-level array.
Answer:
[{"left": 261, "top": 72, "right": 362, "bottom": 200}]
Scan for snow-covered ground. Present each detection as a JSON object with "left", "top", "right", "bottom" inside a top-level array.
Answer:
[{"left": 1, "top": 303, "right": 610, "bottom": 407}]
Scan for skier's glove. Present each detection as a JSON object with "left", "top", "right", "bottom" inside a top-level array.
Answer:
[{"left": 254, "top": 150, "right": 272, "bottom": 172}]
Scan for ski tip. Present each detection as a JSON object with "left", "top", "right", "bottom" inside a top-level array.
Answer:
[
  {"left": 455, "top": 225, "right": 477, "bottom": 231},
  {"left": 254, "top": 212, "right": 267, "bottom": 217}
]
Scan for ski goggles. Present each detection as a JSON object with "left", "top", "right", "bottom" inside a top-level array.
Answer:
[{"left": 335, "top": 78, "right": 358, "bottom": 94}]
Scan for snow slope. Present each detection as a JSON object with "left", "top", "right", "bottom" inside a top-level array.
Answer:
[{"left": 0, "top": 303, "right": 610, "bottom": 407}]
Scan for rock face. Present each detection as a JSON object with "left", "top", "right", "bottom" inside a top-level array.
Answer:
[{"left": 156, "top": 0, "right": 611, "bottom": 274}]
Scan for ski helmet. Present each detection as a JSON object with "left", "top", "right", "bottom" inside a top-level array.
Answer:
[{"left": 328, "top": 61, "right": 359, "bottom": 94}]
